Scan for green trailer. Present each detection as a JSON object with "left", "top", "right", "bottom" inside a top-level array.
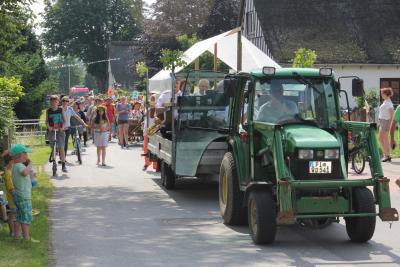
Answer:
[{"left": 219, "top": 67, "right": 399, "bottom": 244}]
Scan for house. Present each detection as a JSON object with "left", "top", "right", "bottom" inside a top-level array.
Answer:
[{"left": 240, "top": 0, "right": 400, "bottom": 107}]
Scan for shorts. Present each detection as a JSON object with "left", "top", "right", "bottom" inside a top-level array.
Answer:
[
  {"left": 48, "top": 130, "right": 66, "bottom": 149},
  {"left": 379, "top": 119, "right": 391, "bottom": 132},
  {"left": 14, "top": 194, "right": 33, "bottom": 225},
  {"left": 118, "top": 120, "right": 128, "bottom": 125}
]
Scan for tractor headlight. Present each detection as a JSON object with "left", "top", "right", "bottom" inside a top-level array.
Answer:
[
  {"left": 324, "top": 149, "right": 339, "bottom": 159},
  {"left": 298, "top": 149, "right": 314, "bottom": 159}
]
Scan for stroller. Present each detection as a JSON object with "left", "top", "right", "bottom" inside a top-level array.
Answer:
[{"left": 128, "top": 107, "right": 144, "bottom": 143}]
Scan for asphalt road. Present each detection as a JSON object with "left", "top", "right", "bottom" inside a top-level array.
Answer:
[{"left": 50, "top": 141, "right": 400, "bottom": 267}]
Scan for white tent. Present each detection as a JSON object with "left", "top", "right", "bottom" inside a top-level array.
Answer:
[{"left": 149, "top": 29, "right": 281, "bottom": 92}]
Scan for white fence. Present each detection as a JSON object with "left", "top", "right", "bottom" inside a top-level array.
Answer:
[{"left": 13, "top": 119, "right": 47, "bottom": 145}]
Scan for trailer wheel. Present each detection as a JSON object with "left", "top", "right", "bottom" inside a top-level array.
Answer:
[
  {"left": 345, "top": 187, "right": 376, "bottom": 242},
  {"left": 219, "top": 152, "right": 246, "bottom": 225},
  {"left": 161, "top": 161, "right": 175, "bottom": 190},
  {"left": 248, "top": 190, "right": 276, "bottom": 244}
]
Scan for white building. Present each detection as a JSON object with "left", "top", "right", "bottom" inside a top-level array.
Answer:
[{"left": 240, "top": 0, "right": 400, "bottom": 108}]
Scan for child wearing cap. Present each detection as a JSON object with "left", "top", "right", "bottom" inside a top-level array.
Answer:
[
  {"left": 10, "top": 144, "right": 38, "bottom": 242},
  {"left": 2, "top": 151, "right": 16, "bottom": 237}
]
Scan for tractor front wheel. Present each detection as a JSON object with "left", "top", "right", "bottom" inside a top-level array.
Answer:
[
  {"left": 345, "top": 187, "right": 376, "bottom": 242},
  {"left": 219, "top": 152, "right": 246, "bottom": 225},
  {"left": 248, "top": 190, "right": 276, "bottom": 244}
]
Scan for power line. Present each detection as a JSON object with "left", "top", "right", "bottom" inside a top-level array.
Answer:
[{"left": 49, "top": 58, "right": 121, "bottom": 69}]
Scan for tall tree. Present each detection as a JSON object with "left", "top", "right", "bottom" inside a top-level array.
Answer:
[
  {"left": 42, "top": 0, "right": 143, "bottom": 91},
  {"left": 198, "top": 0, "right": 241, "bottom": 39},
  {"left": 141, "top": 0, "right": 240, "bottom": 69}
]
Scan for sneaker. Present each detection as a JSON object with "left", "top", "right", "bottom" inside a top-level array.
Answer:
[
  {"left": 62, "top": 163, "right": 68, "bottom": 173},
  {"left": 71, "top": 151, "right": 76, "bottom": 155}
]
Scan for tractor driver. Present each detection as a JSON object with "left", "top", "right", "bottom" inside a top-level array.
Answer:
[{"left": 256, "top": 82, "right": 298, "bottom": 123}]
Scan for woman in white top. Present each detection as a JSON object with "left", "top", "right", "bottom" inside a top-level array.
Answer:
[{"left": 378, "top": 87, "right": 394, "bottom": 162}]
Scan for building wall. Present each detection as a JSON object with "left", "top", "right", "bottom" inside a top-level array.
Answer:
[{"left": 318, "top": 65, "right": 400, "bottom": 108}]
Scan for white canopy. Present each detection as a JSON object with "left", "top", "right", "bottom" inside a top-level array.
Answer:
[{"left": 149, "top": 29, "right": 281, "bottom": 92}]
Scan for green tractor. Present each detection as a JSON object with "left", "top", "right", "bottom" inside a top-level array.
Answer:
[{"left": 219, "top": 67, "right": 398, "bottom": 244}]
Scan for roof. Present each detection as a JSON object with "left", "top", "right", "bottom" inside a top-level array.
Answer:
[
  {"left": 250, "top": 68, "right": 329, "bottom": 78},
  {"left": 248, "top": 0, "right": 400, "bottom": 64}
]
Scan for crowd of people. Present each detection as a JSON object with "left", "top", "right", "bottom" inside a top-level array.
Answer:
[{"left": 45, "top": 93, "right": 146, "bottom": 169}]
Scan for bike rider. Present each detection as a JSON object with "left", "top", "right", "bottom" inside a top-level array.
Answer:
[{"left": 46, "top": 95, "right": 68, "bottom": 172}]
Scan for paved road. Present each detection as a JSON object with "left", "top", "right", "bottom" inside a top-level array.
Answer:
[{"left": 50, "top": 142, "right": 400, "bottom": 267}]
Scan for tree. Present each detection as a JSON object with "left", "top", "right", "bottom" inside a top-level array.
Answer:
[
  {"left": 198, "top": 0, "right": 241, "bottom": 39},
  {"left": 11, "top": 28, "right": 50, "bottom": 119},
  {"left": 292, "top": 48, "right": 317, "bottom": 68},
  {"left": 0, "top": 77, "right": 24, "bottom": 138},
  {"left": 46, "top": 57, "right": 86, "bottom": 94},
  {"left": 42, "top": 0, "right": 143, "bottom": 91},
  {"left": 0, "top": 0, "right": 33, "bottom": 71}
]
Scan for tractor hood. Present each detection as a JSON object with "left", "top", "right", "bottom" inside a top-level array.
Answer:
[{"left": 284, "top": 124, "right": 339, "bottom": 152}]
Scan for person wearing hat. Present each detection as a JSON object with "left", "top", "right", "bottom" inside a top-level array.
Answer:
[
  {"left": 9, "top": 144, "right": 38, "bottom": 242},
  {"left": 46, "top": 95, "right": 68, "bottom": 172},
  {"left": 90, "top": 105, "right": 110, "bottom": 166}
]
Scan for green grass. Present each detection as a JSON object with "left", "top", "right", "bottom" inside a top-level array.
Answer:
[{"left": 0, "top": 144, "right": 53, "bottom": 267}]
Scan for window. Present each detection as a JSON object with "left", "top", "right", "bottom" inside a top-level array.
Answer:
[
  {"left": 246, "top": 11, "right": 255, "bottom": 35},
  {"left": 380, "top": 78, "right": 400, "bottom": 106}
]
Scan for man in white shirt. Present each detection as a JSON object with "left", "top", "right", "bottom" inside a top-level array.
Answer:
[{"left": 61, "top": 96, "right": 88, "bottom": 158}]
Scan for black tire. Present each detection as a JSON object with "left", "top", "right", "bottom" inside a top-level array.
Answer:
[
  {"left": 248, "top": 190, "right": 276, "bottom": 244},
  {"left": 351, "top": 150, "right": 365, "bottom": 174},
  {"left": 76, "top": 142, "right": 82, "bottom": 165},
  {"left": 156, "top": 159, "right": 162, "bottom": 172},
  {"left": 52, "top": 163, "right": 57, "bottom": 177},
  {"left": 219, "top": 152, "right": 247, "bottom": 225},
  {"left": 161, "top": 161, "right": 175, "bottom": 190},
  {"left": 345, "top": 187, "right": 376, "bottom": 242}
]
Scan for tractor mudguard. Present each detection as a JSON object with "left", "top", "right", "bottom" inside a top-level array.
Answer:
[{"left": 243, "top": 181, "right": 274, "bottom": 207}]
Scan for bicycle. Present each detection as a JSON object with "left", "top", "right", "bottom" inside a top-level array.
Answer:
[
  {"left": 348, "top": 135, "right": 366, "bottom": 174},
  {"left": 48, "top": 129, "right": 59, "bottom": 177},
  {"left": 71, "top": 125, "right": 83, "bottom": 165}
]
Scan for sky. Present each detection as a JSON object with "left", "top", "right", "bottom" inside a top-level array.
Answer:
[{"left": 31, "top": 0, "right": 156, "bottom": 35}]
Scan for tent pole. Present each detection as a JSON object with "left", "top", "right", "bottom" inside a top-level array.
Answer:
[
  {"left": 195, "top": 57, "right": 200, "bottom": 71},
  {"left": 237, "top": 30, "right": 242, "bottom": 72}
]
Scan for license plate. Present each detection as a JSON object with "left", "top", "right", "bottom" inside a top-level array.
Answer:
[{"left": 309, "top": 161, "right": 332, "bottom": 174}]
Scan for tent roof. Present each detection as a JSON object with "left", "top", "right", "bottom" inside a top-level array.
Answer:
[{"left": 149, "top": 29, "right": 280, "bottom": 92}]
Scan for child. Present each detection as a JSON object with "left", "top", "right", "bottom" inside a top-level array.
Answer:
[
  {"left": 0, "top": 177, "right": 7, "bottom": 223},
  {"left": 91, "top": 106, "right": 110, "bottom": 166},
  {"left": 10, "top": 144, "right": 38, "bottom": 242},
  {"left": 2, "top": 151, "right": 16, "bottom": 237}
]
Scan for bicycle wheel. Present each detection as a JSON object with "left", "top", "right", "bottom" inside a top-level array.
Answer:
[
  {"left": 76, "top": 139, "right": 82, "bottom": 164},
  {"left": 351, "top": 150, "right": 365, "bottom": 174}
]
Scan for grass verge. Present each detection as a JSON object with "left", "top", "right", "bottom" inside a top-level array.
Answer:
[{"left": 0, "top": 144, "right": 52, "bottom": 267}]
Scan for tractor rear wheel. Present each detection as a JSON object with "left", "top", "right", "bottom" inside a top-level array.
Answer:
[
  {"left": 248, "top": 190, "right": 276, "bottom": 244},
  {"left": 345, "top": 187, "right": 376, "bottom": 242},
  {"left": 161, "top": 161, "right": 175, "bottom": 190},
  {"left": 219, "top": 152, "right": 247, "bottom": 225}
]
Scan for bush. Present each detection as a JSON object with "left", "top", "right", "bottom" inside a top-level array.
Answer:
[{"left": 0, "top": 76, "right": 24, "bottom": 139}]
